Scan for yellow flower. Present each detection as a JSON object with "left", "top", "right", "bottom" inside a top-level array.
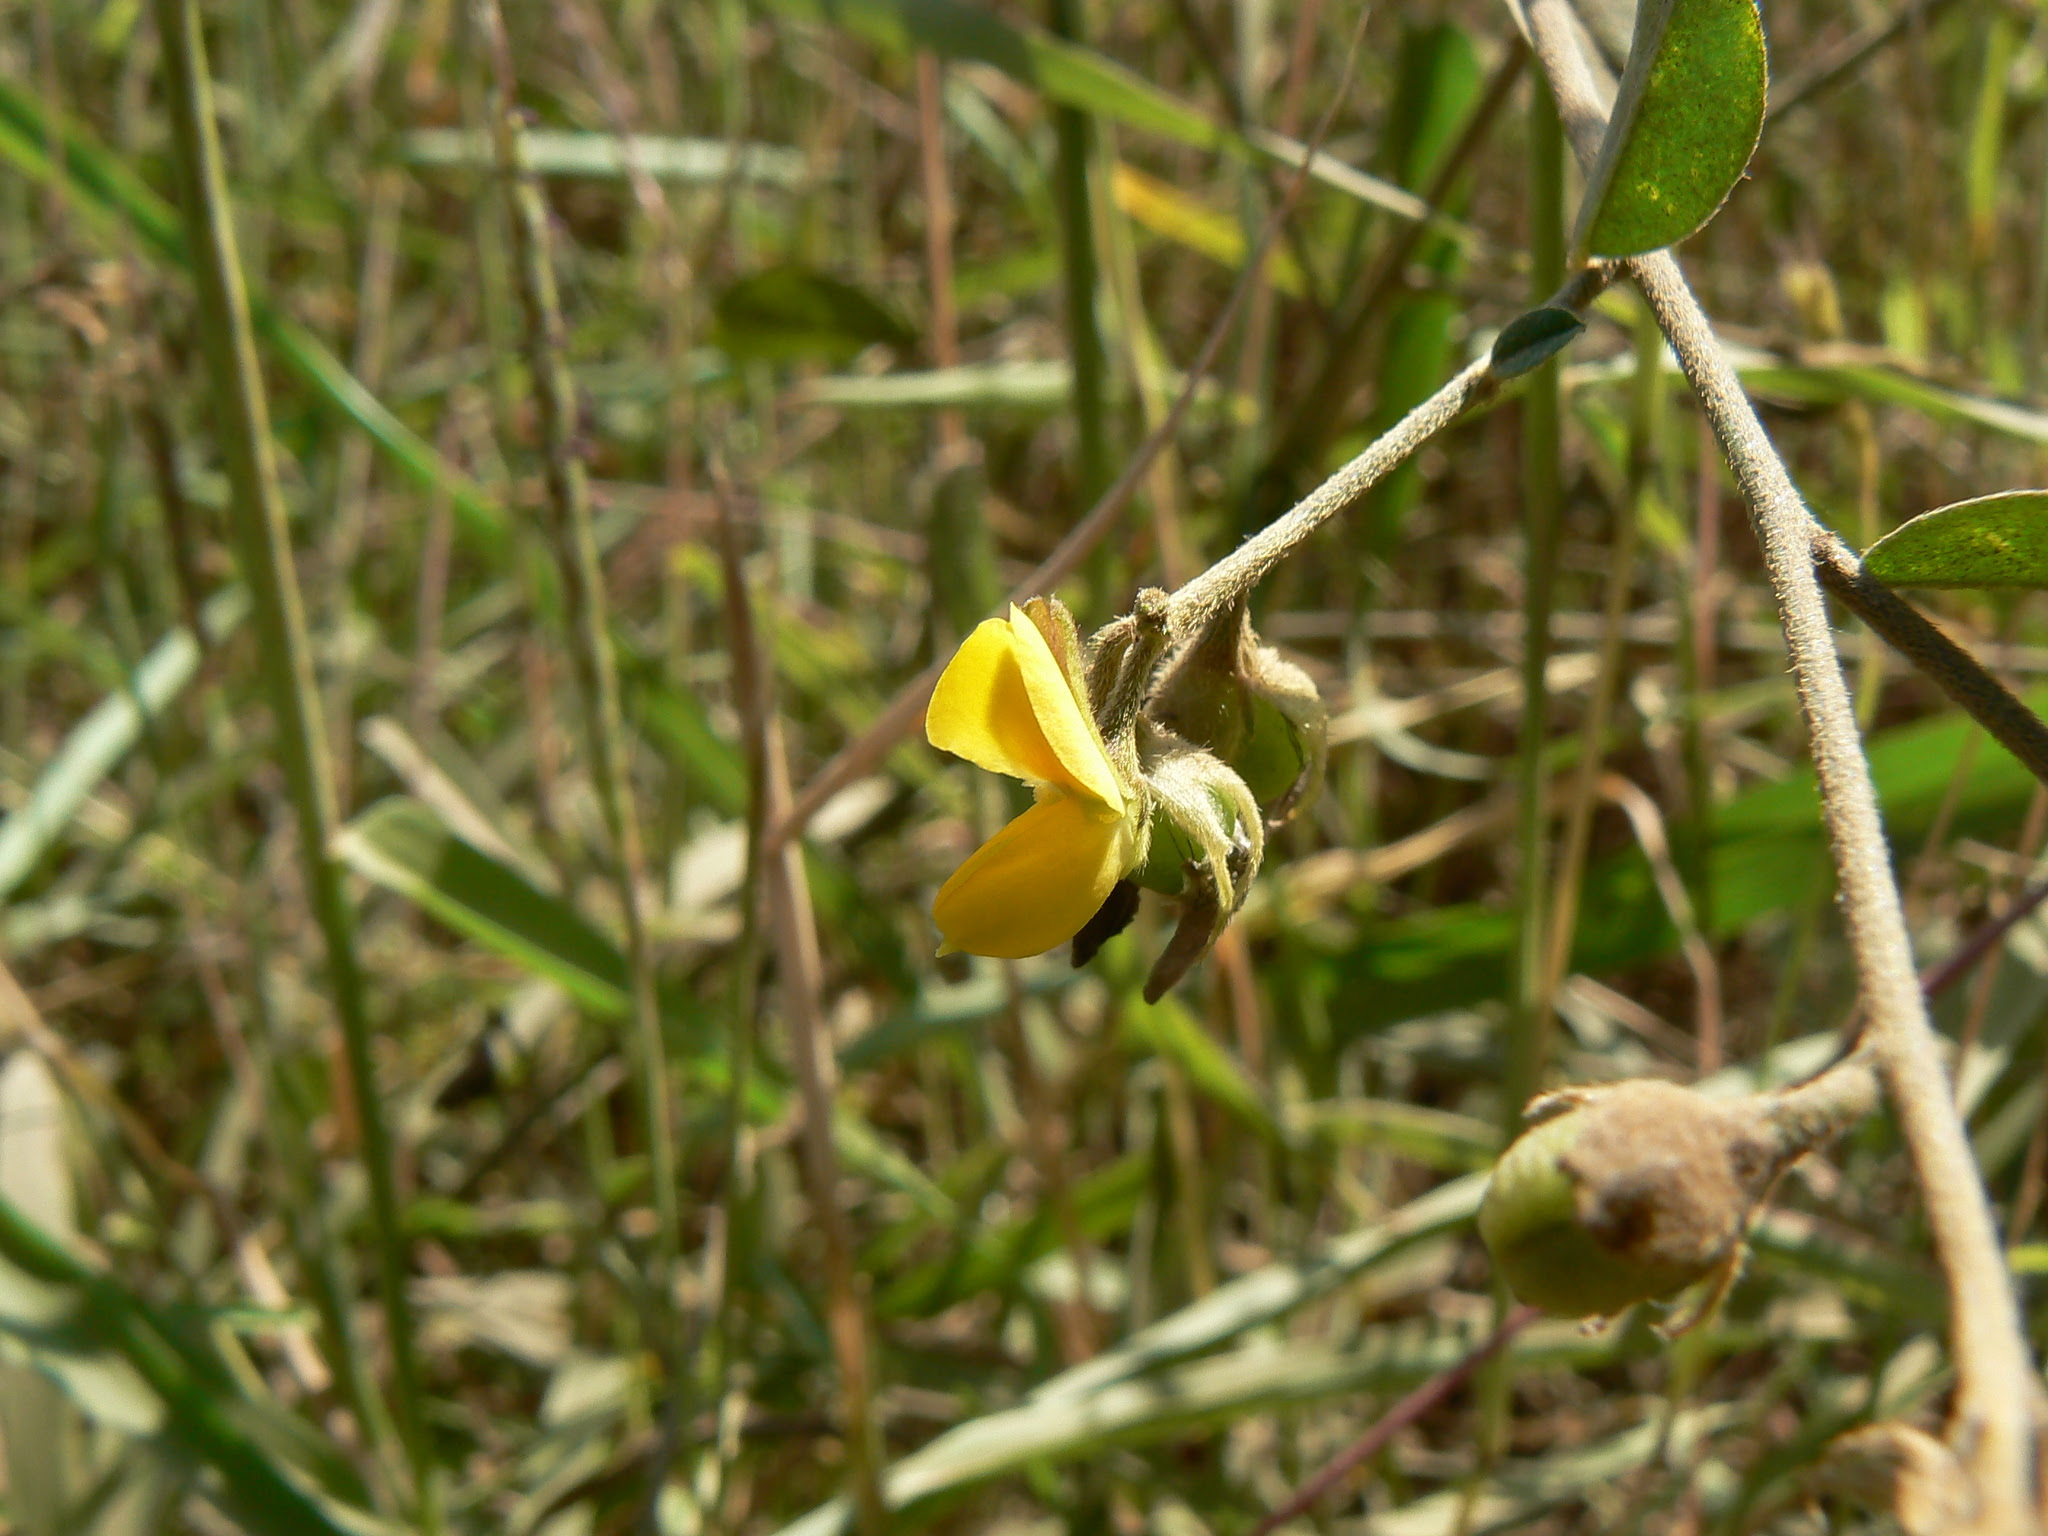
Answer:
[{"left": 925, "top": 604, "right": 1145, "bottom": 958}]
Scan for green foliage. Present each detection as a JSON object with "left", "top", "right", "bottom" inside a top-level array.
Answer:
[
  {"left": 339, "top": 798, "right": 632, "bottom": 1014},
  {"left": 3, "top": 1, "right": 2045, "bottom": 1532},
  {"left": 713, "top": 267, "right": 918, "bottom": 365},
  {"left": 1864, "top": 490, "right": 2048, "bottom": 588},
  {"left": 1578, "top": 0, "right": 1767, "bottom": 258}
]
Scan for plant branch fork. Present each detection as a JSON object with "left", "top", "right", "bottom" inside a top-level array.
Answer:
[{"left": 1514, "top": 0, "right": 2042, "bottom": 1523}]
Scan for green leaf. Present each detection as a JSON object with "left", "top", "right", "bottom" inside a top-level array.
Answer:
[
  {"left": 1863, "top": 491, "right": 2048, "bottom": 589},
  {"left": 714, "top": 266, "right": 917, "bottom": 364},
  {"left": 336, "top": 798, "right": 630, "bottom": 1016},
  {"left": 398, "top": 127, "right": 812, "bottom": 188},
  {"left": 1577, "top": 0, "right": 1767, "bottom": 258},
  {"left": 1491, "top": 307, "right": 1587, "bottom": 380}
]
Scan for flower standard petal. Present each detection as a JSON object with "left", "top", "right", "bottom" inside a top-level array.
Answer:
[
  {"left": 932, "top": 794, "right": 1136, "bottom": 958},
  {"left": 927, "top": 606, "right": 1125, "bottom": 813},
  {"left": 926, "top": 615, "right": 1073, "bottom": 789},
  {"left": 1002, "top": 607, "right": 1124, "bottom": 812}
]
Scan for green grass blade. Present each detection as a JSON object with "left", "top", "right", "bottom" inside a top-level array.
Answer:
[
  {"left": 760, "top": 0, "right": 1472, "bottom": 240},
  {"left": 1031, "top": 1173, "right": 1486, "bottom": 1405},
  {"left": 771, "top": 1307, "right": 1629, "bottom": 1536},
  {"left": 0, "top": 1195, "right": 370, "bottom": 1536},
  {"left": 1119, "top": 995, "right": 1281, "bottom": 1146},
  {"left": 1288, "top": 1099, "right": 1502, "bottom": 1172},
  {"left": 151, "top": 2, "right": 433, "bottom": 1516},
  {"left": 0, "top": 76, "right": 505, "bottom": 551},
  {"left": 336, "top": 798, "right": 631, "bottom": 1015},
  {"left": 399, "top": 127, "right": 812, "bottom": 187},
  {"left": 0, "top": 588, "right": 247, "bottom": 902}
]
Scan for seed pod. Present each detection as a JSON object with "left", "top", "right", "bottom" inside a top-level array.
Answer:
[
  {"left": 1071, "top": 879, "right": 1140, "bottom": 968},
  {"left": 1814, "top": 1422, "right": 1977, "bottom": 1536},
  {"left": 1480, "top": 1064, "right": 1875, "bottom": 1320}
]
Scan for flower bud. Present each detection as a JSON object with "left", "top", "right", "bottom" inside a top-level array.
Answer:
[
  {"left": 1068, "top": 726, "right": 1266, "bottom": 1001},
  {"left": 1135, "top": 737, "right": 1262, "bottom": 1002},
  {"left": 1147, "top": 605, "right": 1326, "bottom": 827}
]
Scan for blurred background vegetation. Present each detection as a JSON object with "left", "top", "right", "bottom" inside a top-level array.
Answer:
[{"left": 4, "top": 0, "right": 2048, "bottom": 1531}]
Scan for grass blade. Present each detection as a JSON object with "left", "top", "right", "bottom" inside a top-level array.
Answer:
[
  {"left": 150, "top": 1, "right": 434, "bottom": 1521},
  {"left": 762, "top": 0, "right": 1474, "bottom": 240},
  {"left": 0, "top": 588, "right": 246, "bottom": 902},
  {"left": 0, "top": 76, "right": 505, "bottom": 551}
]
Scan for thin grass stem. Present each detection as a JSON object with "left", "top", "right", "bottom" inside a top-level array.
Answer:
[
  {"left": 151, "top": 1, "right": 434, "bottom": 1524},
  {"left": 1048, "top": 0, "right": 1111, "bottom": 514},
  {"left": 1507, "top": 74, "right": 1567, "bottom": 1117},
  {"left": 474, "top": 3, "right": 684, "bottom": 1497},
  {"left": 1539, "top": 298, "right": 1655, "bottom": 1055}
]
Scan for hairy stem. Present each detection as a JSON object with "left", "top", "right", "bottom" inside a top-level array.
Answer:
[
  {"left": 1516, "top": 0, "right": 2038, "bottom": 1516},
  {"left": 1812, "top": 542, "right": 2048, "bottom": 789},
  {"left": 1165, "top": 261, "right": 1616, "bottom": 644}
]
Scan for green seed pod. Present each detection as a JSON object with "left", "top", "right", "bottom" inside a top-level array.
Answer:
[
  {"left": 1479, "top": 1069, "right": 1874, "bottom": 1320},
  {"left": 1480, "top": 1084, "right": 1741, "bottom": 1316}
]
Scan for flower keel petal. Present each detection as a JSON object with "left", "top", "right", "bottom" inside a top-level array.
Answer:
[{"left": 932, "top": 795, "right": 1136, "bottom": 958}]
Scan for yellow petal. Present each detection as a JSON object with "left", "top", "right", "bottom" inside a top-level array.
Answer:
[
  {"left": 932, "top": 795, "right": 1136, "bottom": 958},
  {"left": 926, "top": 607, "right": 1123, "bottom": 812},
  {"left": 926, "top": 615, "right": 1072, "bottom": 788},
  {"left": 1006, "top": 606, "right": 1124, "bottom": 812}
]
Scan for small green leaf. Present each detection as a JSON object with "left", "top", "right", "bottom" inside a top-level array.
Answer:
[
  {"left": 713, "top": 266, "right": 916, "bottom": 364},
  {"left": 1863, "top": 491, "right": 2048, "bottom": 588},
  {"left": 1491, "top": 307, "right": 1586, "bottom": 379},
  {"left": 1578, "top": 0, "right": 1767, "bottom": 259}
]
